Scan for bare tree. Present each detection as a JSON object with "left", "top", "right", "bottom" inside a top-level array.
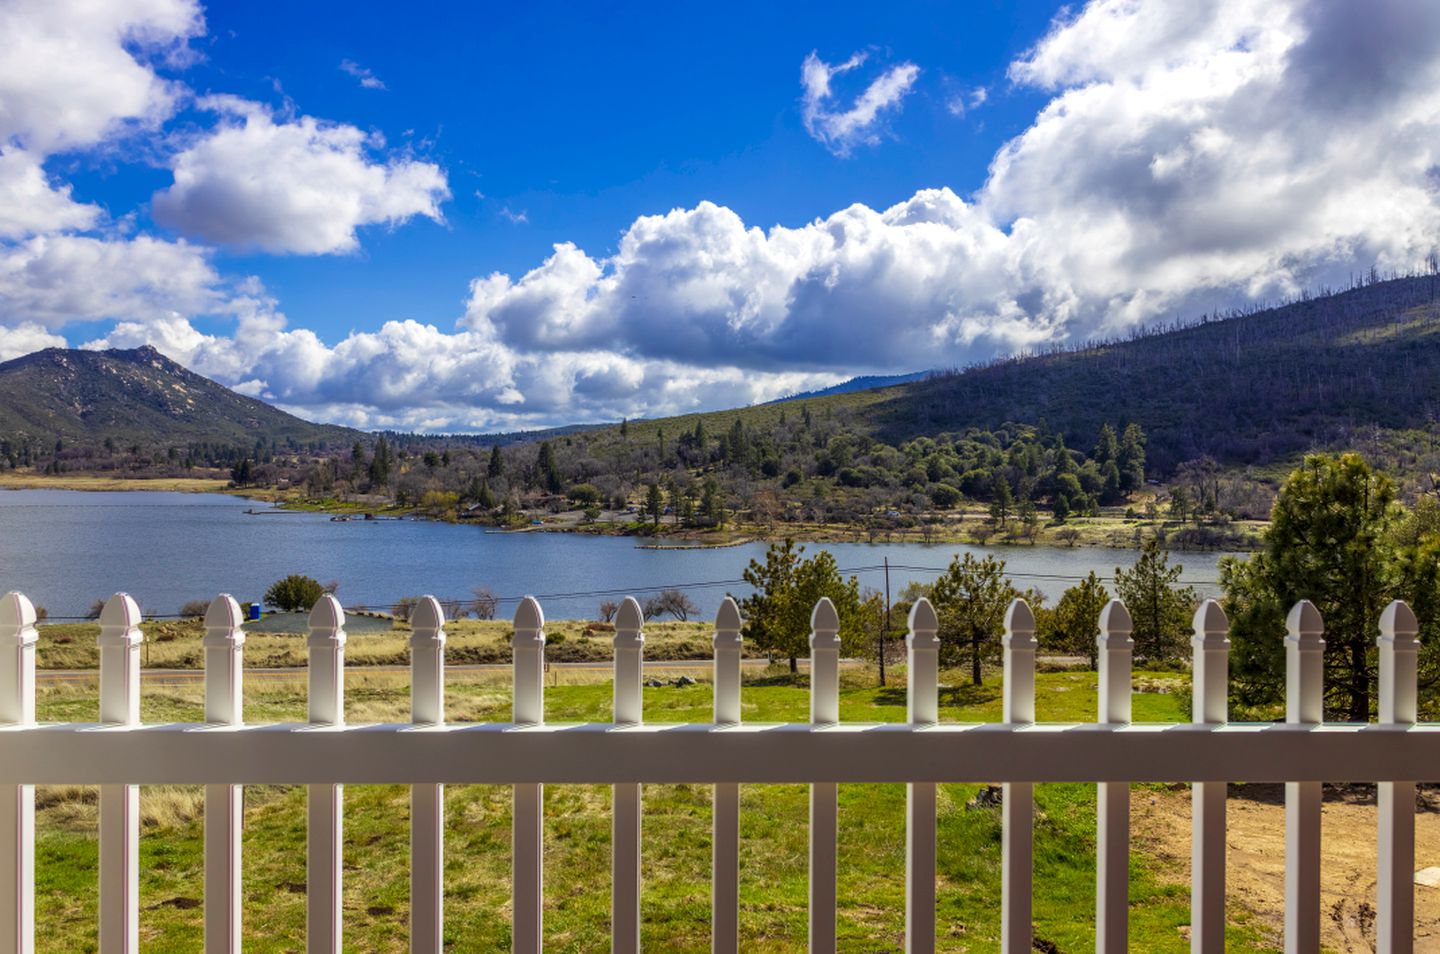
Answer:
[
  {"left": 472, "top": 586, "right": 498, "bottom": 620},
  {"left": 598, "top": 600, "right": 619, "bottom": 622},
  {"left": 641, "top": 596, "right": 666, "bottom": 621},
  {"left": 654, "top": 589, "right": 698, "bottom": 621}
]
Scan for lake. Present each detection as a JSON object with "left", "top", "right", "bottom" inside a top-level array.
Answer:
[{"left": 0, "top": 489, "right": 1241, "bottom": 621}]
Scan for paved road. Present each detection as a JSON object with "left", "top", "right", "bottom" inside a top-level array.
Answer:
[{"left": 36, "top": 657, "right": 805, "bottom": 687}]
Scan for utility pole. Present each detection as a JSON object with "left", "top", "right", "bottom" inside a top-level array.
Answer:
[{"left": 880, "top": 557, "right": 891, "bottom": 686}]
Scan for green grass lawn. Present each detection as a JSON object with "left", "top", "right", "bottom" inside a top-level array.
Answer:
[{"left": 29, "top": 668, "right": 1276, "bottom": 953}]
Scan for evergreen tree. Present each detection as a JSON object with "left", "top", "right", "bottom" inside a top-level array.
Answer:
[
  {"left": 989, "top": 474, "right": 1013, "bottom": 525},
  {"left": 488, "top": 445, "right": 504, "bottom": 478},
  {"left": 1118, "top": 423, "right": 1147, "bottom": 492},
  {"left": 740, "top": 540, "right": 862, "bottom": 672},
  {"left": 929, "top": 553, "right": 1019, "bottom": 685},
  {"left": 645, "top": 482, "right": 665, "bottom": 527},
  {"left": 1222, "top": 453, "right": 1397, "bottom": 720},
  {"left": 369, "top": 436, "right": 392, "bottom": 487},
  {"left": 1094, "top": 423, "right": 1118, "bottom": 464},
  {"left": 1041, "top": 571, "right": 1110, "bottom": 667},
  {"left": 1114, "top": 538, "right": 1196, "bottom": 665}
]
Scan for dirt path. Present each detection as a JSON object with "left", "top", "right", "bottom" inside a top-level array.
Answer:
[{"left": 1132, "top": 784, "right": 1440, "bottom": 952}]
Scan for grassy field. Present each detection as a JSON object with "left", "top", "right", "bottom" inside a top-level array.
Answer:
[
  {"left": 0, "top": 473, "right": 233, "bottom": 493},
  {"left": 27, "top": 666, "right": 1283, "bottom": 953},
  {"left": 34, "top": 618, "right": 727, "bottom": 670}
]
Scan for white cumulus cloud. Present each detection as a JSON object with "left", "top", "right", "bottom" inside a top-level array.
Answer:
[
  {"left": 801, "top": 50, "right": 921, "bottom": 156},
  {"left": 152, "top": 97, "right": 450, "bottom": 255}
]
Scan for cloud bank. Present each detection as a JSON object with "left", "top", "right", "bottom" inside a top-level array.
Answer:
[{"left": 2, "top": 0, "right": 1439, "bottom": 430}]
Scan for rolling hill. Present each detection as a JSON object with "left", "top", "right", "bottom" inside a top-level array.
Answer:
[
  {"left": 607, "top": 274, "right": 1440, "bottom": 478},
  {"left": 0, "top": 346, "right": 357, "bottom": 449}
]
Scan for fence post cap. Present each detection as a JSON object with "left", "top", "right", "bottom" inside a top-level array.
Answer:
[
  {"left": 615, "top": 596, "right": 644, "bottom": 647},
  {"left": 307, "top": 594, "right": 346, "bottom": 645},
  {"left": 203, "top": 594, "right": 245, "bottom": 646},
  {"left": 98, "top": 593, "right": 143, "bottom": 646},
  {"left": 0, "top": 591, "right": 37, "bottom": 645},
  {"left": 906, "top": 597, "right": 939, "bottom": 648},
  {"left": 409, "top": 595, "right": 445, "bottom": 646},
  {"left": 809, "top": 597, "right": 840, "bottom": 649},
  {"left": 409, "top": 595, "right": 445, "bottom": 632},
  {"left": 1379, "top": 600, "right": 1419, "bottom": 647},
  {"left": 1285, "top": 599, "right": 1324, "bottom": 647},
  {"left": 1191, "top": 599, "right": 1229, "bottom": 647},
  {"left": 1098, "top": 599, "right": 1133, "bottom": 644},
  {"left": 513, "top": 595, "right": 545, "bottom": 647},
  {"left": 1002, "top": 602, "right": 1036, "bottom": 639},
  {"left": 713, "top": 596, "right": 743, "bottom": 636}
]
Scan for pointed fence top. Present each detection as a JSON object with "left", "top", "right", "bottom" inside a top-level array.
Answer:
[
  {"left": 1003, "top": 597, "right": 1037, "bottom": 649},
  {"left": 713, "top": 596, "right": 743, "bottom": 638},
  {"left": 0, "top": 591, "right": 37, "bottom": 645},
  {"left": 98, "top": 592, "right": 143, "bottom": 647},
  {"left": 203, "top": 594, "right": 244, "bottom": 647},
  {"left": 809, "top": 596, "right": 840, "bottom": 649},
  {"left": 1191, "top": 599, "right": 1229, "bottom": 648},
  {"left": 1379, "top": 600, "right": 1419, "bottom": 647},
  {"left": 513, "top": 595, "right": 545, "bottom": 647},
  {"left": 1098, "top": 599, "right": 1133, "bottom": 645},
  {"left": 1285, "top": 599, "right": 1324, "bottom": 647},
  {"left": 906, "top": 597, "right": 939, "bottom": 649},
  {"left": 409, "top": 595, "right": 445, "bottom": 645},
  {"left": 307, "top": 594, "right": 345, "bottom": 639},
  {"left": 615, "top": 595, "right": 645, "bottom": 648}
]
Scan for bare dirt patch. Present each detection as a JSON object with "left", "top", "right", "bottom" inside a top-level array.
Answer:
[{"left": 1131, "top": 783, "right": 1440, "bottom": 952}]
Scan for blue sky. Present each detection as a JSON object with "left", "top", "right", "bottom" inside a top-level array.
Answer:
[{"left": 3, "top": 0, "right": 1439, "bottom": 430}]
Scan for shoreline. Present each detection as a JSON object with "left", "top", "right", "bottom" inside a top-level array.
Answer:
[{"left": 0, "top": 472, "right": 1265, "bottom": 552}]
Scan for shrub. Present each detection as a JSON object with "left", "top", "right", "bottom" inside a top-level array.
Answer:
[
  {"left": 178, "top": 599, "right": 210, "bottom": 618},
  {"left": 264, "top": 575, "right": 325, "bottom": 613}
]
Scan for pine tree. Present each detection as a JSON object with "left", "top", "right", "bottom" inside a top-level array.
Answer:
[
  {"left": 1114, "top": 538, "right": 1196, "bottom": 665},
  {"left": 487, "top": 445, "right": 504, "bottom": 478}
]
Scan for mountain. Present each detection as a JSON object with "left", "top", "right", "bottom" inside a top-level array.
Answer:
[
  {"left": 0, "top": 346, "right": 357, "bottom": 448},
  {"left": 766, "top": 370, "right": 932, "bottom": 404},
  {"left": 590, "top": 274, "right": 1440, "bottom": 480}
]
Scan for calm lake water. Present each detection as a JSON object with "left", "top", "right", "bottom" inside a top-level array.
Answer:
[{"left": 0, "top": 489, "right": 1241, "bottom": 621}]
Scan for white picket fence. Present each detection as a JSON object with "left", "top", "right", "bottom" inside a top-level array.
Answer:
[{"left": 0, "top": 588, "right": 1431, "bottom": 954}]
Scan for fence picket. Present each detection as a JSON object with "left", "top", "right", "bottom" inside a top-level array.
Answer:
[
  {"left": 203, "top": 595, "right": 245, "bottom": 954},
  {"left": 711, "top": 597, "right": 743, "bottom": 954},
  {"left": 1001, "top": 599, "right": 1036, "bottom": 954},
  {"left": 1096, "top": 600, "right": 1132, "bottom": 954},
  {"left": 512, "top": 597, "right": 545, "bottom": 954},
  {"left": 98, "top": 593, "right": 142, "bottom": 954},
  {"left": 905, "top": 598, "right": 939, "bottom": 954},
  {"left": 409, "top": 596, "right": 446, "bottom": 954},
  {"left": 1283, "top": 600, "right": 1324, "bottom": 954},
  {"left": 1377, "top": 600, "right": 1418, "bottom": 954},
  {"left": 809, "top": 598, "right": 840, "bottom": 954},
  {"left": 1189, "top": 600, "right": 1229, "bottom": 954},
  {"left": 613, "top": 597, "right": 644, "bottom": 954},
  {"left": 0, "top": 592, "right": 36, "bottom": 954},
  {"left": 307, "top": 595, "right": 346, "bottom": 954}
]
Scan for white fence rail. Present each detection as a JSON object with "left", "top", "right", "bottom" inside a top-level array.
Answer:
[{"left": 0, "top": 588, "right": 1431, "bottom": 953}]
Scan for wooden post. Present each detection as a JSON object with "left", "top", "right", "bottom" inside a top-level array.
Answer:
[
  {"left": 1096, "top": 600, "right": 1132, "bottom": 954},
  {"left": 809, "top": 598, "right": 840, "bottom": 954},
  {"left": 98, "top": 593, "right": 142, "bottom": 954},
  {"left": 612, "top": 597, "right": 644, "bottom": 954},
  {"left": 712, "top": 597, "right": 743, "bottom": 954},
  {"left": 512, "top": 597, "right": 545, "bottom": 954},
  {"left": 1377, "top": 600, "right": 1418, "bottom": 954},
  {"left": 1190, "top": 600, "right": 1229, "bottom": 954},
  {"left": 409, "top": 596, "right": 446, "bottom": 954},
  {"left": 1001, "top": 599, "right": 1036, "bottom": 954},
  {"left": 203, "top": 595, "right": 245, "bottom": 954},
  {"left": 0, "top": 592, "right": 36, "bottom": 954},
  {"left": 307, "top": 595, "right": 346, "bottom": 954},
  {"left": 1284, "top": 600, "right": 1324, "bottom": 954},
  {"left": 905, "top": 598, "right": 939, "bottom": 954}
]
